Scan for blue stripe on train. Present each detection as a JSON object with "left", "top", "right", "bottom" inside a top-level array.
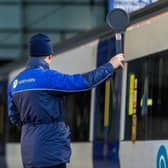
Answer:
[{"left": 93, "top": 141, "right": 120, "bottom": 168}]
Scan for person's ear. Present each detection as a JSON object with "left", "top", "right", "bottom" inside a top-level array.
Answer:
[{"left": 49, "top": 55, "right": 53, "bottom": 60}]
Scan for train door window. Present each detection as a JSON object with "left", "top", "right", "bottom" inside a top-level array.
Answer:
[
  {"left": 95, "top": 72, "right": 119, "bottom": 141},
  {"left": 94, "top": 36, "right": 120, "bottom": 142},
  {"left": 95, "top": 83, "right": 105, "bottom": 141},
  {"left": 125, "top": 53, "right": 168, "bottom": 140},
  {"left": 64, "top": 91, "right": 91, "bottom": 142}
]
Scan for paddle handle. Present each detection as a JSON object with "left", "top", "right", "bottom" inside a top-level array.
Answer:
[{"left": 115, "top": 33, "right": 123, "bottom": 54}]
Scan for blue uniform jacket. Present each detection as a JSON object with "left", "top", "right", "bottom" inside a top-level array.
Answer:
[{"left": 8, "top": 57, "right": 114, "bottom": 168}]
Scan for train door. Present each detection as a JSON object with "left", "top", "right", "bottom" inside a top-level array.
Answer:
[
  {"left": 93, "top": 37, "right": 121, "bottom": 168},
  {"left": 0, "top": 77, "right": 8, "bottom": 168}
]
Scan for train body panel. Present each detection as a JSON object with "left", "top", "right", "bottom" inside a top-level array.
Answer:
[
  {"left": 51, "top": 40, "right": 98, "bottom": 74},
  {"left": 6, "top": 143, "right": 22, "bottom": 168},
  {"left": 120, "top": 141, "right": 168, "bottom": 168},
  {"left": 125, "top": 11, "right": 168, "bottom": 61},
  {"left": 6, "top": 143, "right": 93, "bottom": 168}
]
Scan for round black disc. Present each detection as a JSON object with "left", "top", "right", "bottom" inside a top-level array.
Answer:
[{"left": 106, "top": 8, "right": 129, "bottom": 32}]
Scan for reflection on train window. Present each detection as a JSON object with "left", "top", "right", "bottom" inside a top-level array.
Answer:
[
  {"left": 95, "top": 73, "right": 118, "bottom": 141},
  {"left": 64, "top": 91, "right": 91, "bottom": 142},
  {"left": 125, "top": 53, "right": 168, "bottom": 140}
]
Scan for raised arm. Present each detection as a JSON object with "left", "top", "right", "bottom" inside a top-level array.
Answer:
[{"left": 45, "top": 53, "right": 124, "bottom": 92}]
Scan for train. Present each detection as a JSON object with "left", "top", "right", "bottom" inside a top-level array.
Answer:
[{"left": 0, "top": 1, "right": 168, "bottom": 168}]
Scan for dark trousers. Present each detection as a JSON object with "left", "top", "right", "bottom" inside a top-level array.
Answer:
[{"left": 48, "top": 163, "right": 66, "bottom": 168}]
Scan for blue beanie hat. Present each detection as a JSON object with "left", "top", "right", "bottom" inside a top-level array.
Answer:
[{"left": 29, "top": 33, "right": 54, "bottom": 57}]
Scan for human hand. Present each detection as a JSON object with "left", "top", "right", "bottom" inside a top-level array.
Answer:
[{"left": 109, "top": 53, "right": 125, "bottom": 69}]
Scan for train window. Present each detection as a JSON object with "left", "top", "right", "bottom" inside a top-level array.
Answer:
[
  {"left": 64, "top": 91, "right": 91, "bottom": 142},
  {"left": 7, "top": 83, "right": 21, "bottom": 142},
  {"left": 8, "top": 104, "right": 21, "bottom": 142},
  {"left": 0, "top": 79, "right": 8, "bottom": 145},
  {"left": 8, "top": 122, "right": 21, "bottom": 142},
  {"left": 125, "top": 53, "right": 168, "bottom": 140}
]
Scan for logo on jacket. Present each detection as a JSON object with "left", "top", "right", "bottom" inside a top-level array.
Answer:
[{"left": 13, "top": 79, "right": 18, "bottom": 88}]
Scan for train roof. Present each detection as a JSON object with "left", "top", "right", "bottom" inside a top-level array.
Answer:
[{"left": 1, "top": 0, "right": 168, "bottom": 75}]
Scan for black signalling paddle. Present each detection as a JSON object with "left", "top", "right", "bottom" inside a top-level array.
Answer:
[
  {"left": 104, "top": 8, "right": 130, "bottom": 166},
  {"left": 106, "top": 8, "right": 129, "bottom": 53}
]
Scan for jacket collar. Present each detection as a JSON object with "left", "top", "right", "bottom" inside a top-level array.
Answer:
[{"left": 26, "top": 57, "right": 49, "bottom": 70}]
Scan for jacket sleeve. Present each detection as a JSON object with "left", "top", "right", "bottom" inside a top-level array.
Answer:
[
  {"left": 8, "top": 86, "right": 22, "bottom": 127},
  {"left": 46, "top": 62, "right": 114, "bottom": 92}
]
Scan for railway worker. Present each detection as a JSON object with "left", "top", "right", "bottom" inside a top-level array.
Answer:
[{"left": 8, "top": 33, "right": 124, "bottom": 168}]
